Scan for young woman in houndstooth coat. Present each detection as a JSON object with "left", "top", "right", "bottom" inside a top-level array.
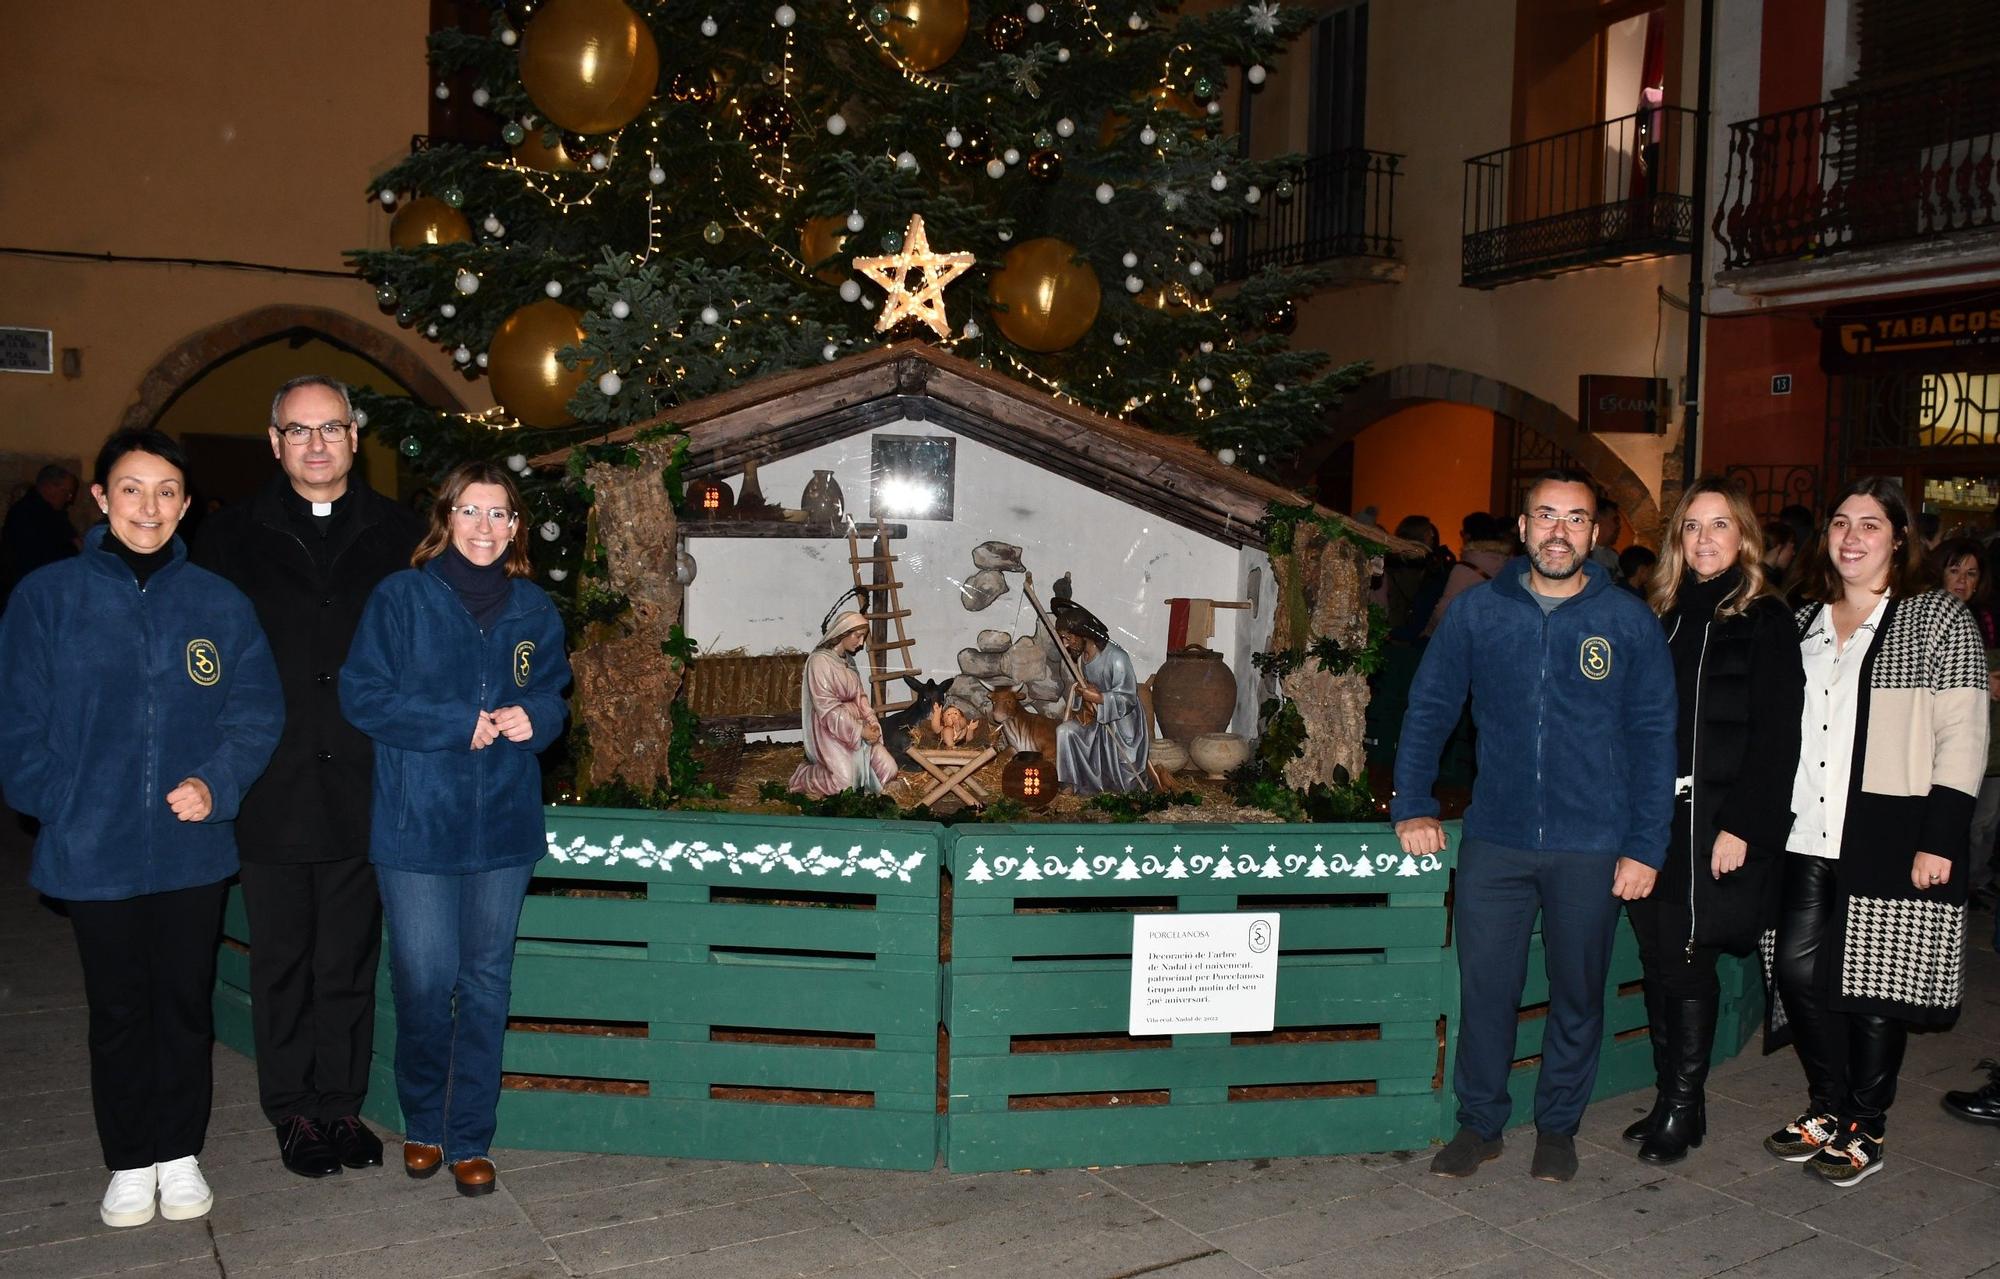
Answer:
[{"left": 1765, "top": 476, "right": 1988, "bottom": 1187}]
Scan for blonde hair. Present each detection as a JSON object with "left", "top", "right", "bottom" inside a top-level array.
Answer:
[{"left": 1647, "top": 477, "right": 1773, "bottom": 619}]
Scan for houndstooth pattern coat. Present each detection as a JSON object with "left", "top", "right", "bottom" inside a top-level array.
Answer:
[{"left": 1767, "top": 589, "right": 1987, "bottom": 1030}]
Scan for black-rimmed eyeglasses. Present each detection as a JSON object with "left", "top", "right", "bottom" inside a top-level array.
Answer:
[{"left": 278, "top": 421, "right": 353, "bottom": 443}]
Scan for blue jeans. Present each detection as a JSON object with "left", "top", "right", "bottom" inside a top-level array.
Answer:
[
  {"left": 376, "top": 862, "right": 535, "bottom": 1162},
  {"left": 1452, "top": 838, "right": 1622, "bottom": 1139}
]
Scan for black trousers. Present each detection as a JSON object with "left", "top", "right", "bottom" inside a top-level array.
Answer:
[
  {"left": 1626, "top": 896, "right": 1723, "bottom": 1001},
  {"left": 67, "top": 879, "right": 229, "bottom": 1171},
  {"left": 1772, "top": 854, "right": 1905, "bottom": 1130},
  {"left": 239, "top": 857, "right": 381, "bottom": 1124}
]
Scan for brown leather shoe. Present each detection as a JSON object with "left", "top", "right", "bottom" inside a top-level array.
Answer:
[
  {"left": 451, "top": 1157, "right": 496, "bottom": 1196},
  {"left": 402, "top": 1142, "right": 443, "bottom": 1179}
]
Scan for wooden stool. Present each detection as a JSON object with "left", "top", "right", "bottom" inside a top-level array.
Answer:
[{"left": 906, "top": 746, "right": 998, "bottom": 807}]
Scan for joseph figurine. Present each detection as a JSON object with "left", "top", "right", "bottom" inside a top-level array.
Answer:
[{"left": 1052, "top": 598, "right": 1152, "bottom": 795}]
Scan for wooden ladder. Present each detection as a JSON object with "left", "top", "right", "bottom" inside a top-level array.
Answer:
[{"left": 847, "top": 521, "right": 920, "bottom": 712}]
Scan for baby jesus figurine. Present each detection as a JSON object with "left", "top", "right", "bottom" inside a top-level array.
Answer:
[{"left": 925, "top": 700, "right": 987, "bottom": 750}]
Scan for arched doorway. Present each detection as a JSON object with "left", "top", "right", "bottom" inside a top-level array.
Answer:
[
  {"left": 1295, "top": 364, "right": 1663, "bottom": 548},
  {"left": 123, "top": 305, "right": 468, "bottom": 513}
]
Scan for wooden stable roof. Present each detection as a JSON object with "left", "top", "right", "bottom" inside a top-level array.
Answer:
[{"left": 533, "top": 342, "right": 1410, "bottom": 552}]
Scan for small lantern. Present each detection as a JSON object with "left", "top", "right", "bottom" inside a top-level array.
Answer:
[
  {"left": 686, "top": 477, "right": 734, "bottom": 518},
  {"left": 1002, "top": 751, "right": 1055, "bottom": 808}
]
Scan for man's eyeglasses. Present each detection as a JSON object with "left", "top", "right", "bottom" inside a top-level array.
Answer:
[
  {"left": 1526, "top": 510, "right": 1592, "bottom": 529},
  {"left": 278, "top": 421, "right": 353, "bottom": 443},
  {"left": 451, "top": 505, "right": 517, "bottom": 525}
]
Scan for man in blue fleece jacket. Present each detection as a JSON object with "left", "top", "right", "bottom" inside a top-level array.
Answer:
[{"left": 1393, "top": 469, "right": 1675, "bottom": 1183}]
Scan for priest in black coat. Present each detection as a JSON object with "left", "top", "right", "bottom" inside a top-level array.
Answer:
[{"left": 192, "top": 376, "right": 422, "bottom": 1179}]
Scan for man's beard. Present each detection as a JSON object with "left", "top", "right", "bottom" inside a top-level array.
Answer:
[{"left": 1530, "top": 541, "right": 1583, "bottom": 580}]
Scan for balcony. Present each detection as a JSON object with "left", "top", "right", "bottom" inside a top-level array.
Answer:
[
  {"left": 1220, "top": 148, "right": 1404, "bottom": 285},
  {"left": 1714, "top": 62, "right": 2000, "bottom": 287},
  {"left": 1461, "top": 108, "right": 1696, "bottom": 288}
]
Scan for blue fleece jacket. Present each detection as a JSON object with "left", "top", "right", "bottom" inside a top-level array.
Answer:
[
  {"left": 1390, "top": 558, "right": 1676, "bottom": 867},
  {"left": 0, "top": 526, "right": 283, "bottom": 900},
  {"left": 339, "top": 563, "right": 570, "bottom": 874}
]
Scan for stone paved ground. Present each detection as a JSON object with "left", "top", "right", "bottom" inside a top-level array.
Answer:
[{"left": 5, "top": 816, "right": 1999, "bottom": 1279}]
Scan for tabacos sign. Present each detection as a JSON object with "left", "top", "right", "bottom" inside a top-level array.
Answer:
[{"left": 1823, "top": 290, "right": 2000, "bottom": 374}]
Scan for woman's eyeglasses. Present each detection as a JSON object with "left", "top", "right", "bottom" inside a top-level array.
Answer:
[{"left": 450, "top": 505, "right": 517, "bottom": 525}]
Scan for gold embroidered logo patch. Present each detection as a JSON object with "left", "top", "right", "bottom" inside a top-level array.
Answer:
[
  {"left": 513, "top": 641, "right": 535, "bottom": 688},
  {"left": 1579, "top": 636, "right": 1612, "bottom": 681},
  {"left": 186, "top": 639, "right": 221, "bottom": 687}
]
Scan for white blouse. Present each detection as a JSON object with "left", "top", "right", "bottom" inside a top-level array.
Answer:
[{"left": 1787, "top": 595, "right": 1890, "bottom": 859}]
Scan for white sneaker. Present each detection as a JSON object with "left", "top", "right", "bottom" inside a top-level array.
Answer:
[
  {"left": 100, "top": 1166, "right": 156, "bottom": 1228},
  {"left": 156, "top": 1156, "right": 213, "bottom": 1221}
]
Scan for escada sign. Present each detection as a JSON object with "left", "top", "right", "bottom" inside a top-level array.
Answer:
[
  {"left": 1578, "top": 375, "right": 1667, "bottom": 434},
  {"left": 1822, "top": 289, "right": 2000, "bottom": 374}
]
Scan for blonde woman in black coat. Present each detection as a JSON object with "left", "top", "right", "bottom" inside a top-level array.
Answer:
[{"left": 1624, "top": 478, "right": 1804, "bottom": 1164}]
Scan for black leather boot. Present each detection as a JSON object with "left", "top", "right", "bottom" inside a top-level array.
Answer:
[
  {"left": 1623, "top": 983, "right": 1669, "bottom": 1144},
  {"left": 1639, "top": 994, "right": 1715, "bottom": 1165}
]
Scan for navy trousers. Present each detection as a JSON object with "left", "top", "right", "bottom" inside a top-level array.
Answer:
[{"left": 1452, "top": 838, "right": 1623, "bottom": 1139}]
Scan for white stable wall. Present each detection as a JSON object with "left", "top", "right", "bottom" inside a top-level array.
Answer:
[{"left": 681, "top": 419, "right": 1274, "bottom": 738}]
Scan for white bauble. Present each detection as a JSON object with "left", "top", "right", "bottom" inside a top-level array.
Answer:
[{"left": 597, "top": 370, "right": 623, "bottom": 396}]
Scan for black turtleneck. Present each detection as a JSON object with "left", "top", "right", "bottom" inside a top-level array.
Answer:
[
  {"left": 431, "top": 544, "right": 512, "bottom": 631},
  {"left": 105, "top": 532, "right": 176, "bottom": 589},
  {"left": 1667, "top": 567, "right": 1743, "bottom": 775}
]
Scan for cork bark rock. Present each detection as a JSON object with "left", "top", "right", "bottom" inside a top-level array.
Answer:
[
  {"left": 1271, "top": 523, "right": 1370, "bottom": 791},
  {"left": 571, "top": 439, "right": 687, "bottom": 791}
]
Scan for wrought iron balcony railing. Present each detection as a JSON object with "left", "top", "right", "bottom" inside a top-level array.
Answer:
[
  {"left": 1461, "top": 107, "right": 1697, "bottom": 288},
  {"left": 1221, "top": 148, "right": 1402, "bottom": 282},
  {"left": 1714, "top": 62, "right": 2000, "bottom": 271}
]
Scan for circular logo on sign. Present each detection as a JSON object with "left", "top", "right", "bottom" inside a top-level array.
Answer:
[
  {"left": 186, "top": 639, "right": 221, "bottom": 687},
  {"left": 1579, "top": 636, "right": 1612, "bottom": 681},
  {"left": 513, "top": 640, "right": 535, "bottom": 688},
  {"left": 1247, "top": 920, "right": 1272, "bottom": 953}
]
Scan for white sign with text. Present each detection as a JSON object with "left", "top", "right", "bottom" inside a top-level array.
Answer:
[{"left": 1129, "top": 913, "right": 1280, "bottom": 1035}]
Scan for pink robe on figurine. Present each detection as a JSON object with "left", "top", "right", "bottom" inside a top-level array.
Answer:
[{"left": 788, "top": 648, "right": 899, "bottom": 798}]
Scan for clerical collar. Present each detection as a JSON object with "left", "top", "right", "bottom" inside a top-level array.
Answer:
[{"left": 279, "top": 483, "right": 351, "bottom": 520}]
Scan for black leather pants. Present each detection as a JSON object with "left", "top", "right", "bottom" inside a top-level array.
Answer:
[{"left": 1772, "top": 855, "right": 1905, "bottom": 1129}]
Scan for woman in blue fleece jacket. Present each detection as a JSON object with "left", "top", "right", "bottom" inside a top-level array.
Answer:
[
  {"left": 0, "top": 429, "right": 282, "bottom": 1230},
  {"left": 339, "top": 460, "right": 568, "bottom": 1198}
]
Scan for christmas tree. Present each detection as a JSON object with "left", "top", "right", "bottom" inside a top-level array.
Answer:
[{"left": 352, "top": 0, "right": 1366, "bottom": 581}]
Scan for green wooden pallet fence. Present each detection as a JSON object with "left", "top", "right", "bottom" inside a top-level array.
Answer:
[{"left": 213, "top": 811, "right": 1764, "bottom": 1171}]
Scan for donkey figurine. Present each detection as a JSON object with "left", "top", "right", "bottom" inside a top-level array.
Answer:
[{"left": 879, "top": 677, "right": 952, "bottom": 770}]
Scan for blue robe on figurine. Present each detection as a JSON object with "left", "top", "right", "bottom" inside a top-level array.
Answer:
[{"left": 1056, "top": 642, "right": 1152, "bottom": 795}]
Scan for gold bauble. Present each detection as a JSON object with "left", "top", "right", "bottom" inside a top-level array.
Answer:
[
  {"left": 487, "top": 300, "right": 590, "bottom": 428},
  {"left": 512, "top": 131, "right": 581, "bottom": 172},
  {"left": 800, "top": 216, "right": 851, "bottom": 285},
  {"left": 987, "top": 238, "right": 1101, "bottom": 353},
  {"left": 879, "top": 0, "right": 969, "bottom": 72},
  {"left": 518, "top": 0, "right": 661, "bottom": 134},
  {"left": 1139, "top": 281, "right": 1208, "bottom": 313},
  {"left": 389, "top": 197, "right": 473, "bottom": 249}
]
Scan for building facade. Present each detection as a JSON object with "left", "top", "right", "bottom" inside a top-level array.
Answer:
[
  {"left": 1245, "top": 0, "right": 1702, "bottom": 553},
  {"left": 1701, "top": 0, "right": 2000, "bottom": 530}
]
